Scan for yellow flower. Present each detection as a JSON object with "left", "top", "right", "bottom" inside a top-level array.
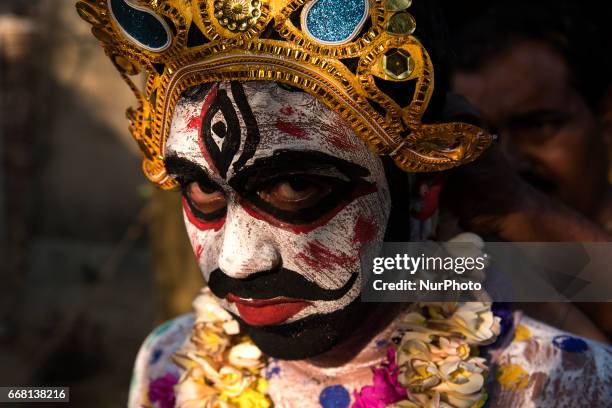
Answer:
[
  {"left": 175, "top": 288, "right": 271, "bottom": 408},
  {"left": 192, "top": 324, "right": 231, "bottom": 355},
  {"left": 255, "top": 378, "right": 268, "bottom": 394},
  {"left": 230, "top": 388, "right": 272, "bottom": 408},
  {"left": 176, "top": 287, "right": 494, "bottom": 408},
  {"left": 216, "top": 366, "right": 254, "bottom": 398}
]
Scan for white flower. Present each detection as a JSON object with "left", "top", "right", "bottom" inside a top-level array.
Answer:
[
  {"left": 193, "top": 290, "right": 233, "bottom": 324},
  {"left": 393, "top": 302, "right": 494, "bottom": 408},
  {"left": 413, "top": 303, "right": 500, "bottom": 346},
  {"left": 432, "top": 357, "right": 487, "bottom": 408},
  {"left": 222, "top": 320, "right": 240, "bottom": 335},
  {"left": 441, "top": 303, "right": 500, "bottom": 345},
  {"left": 175, "top": 371, "right": 224, "bottom": 408},
  {"left": 429, "top": 337, "right": 471, "bottom": 362},
  {"left": 228, "top": 342, "right": 264, "bottom": 368}
]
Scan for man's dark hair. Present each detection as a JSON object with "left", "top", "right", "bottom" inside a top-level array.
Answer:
[
  {"left": 409, "top": 0, "right": 451, "bottom": 122},
  {"left": 447, "top": 0, "right": 612, "bottom": 110}
]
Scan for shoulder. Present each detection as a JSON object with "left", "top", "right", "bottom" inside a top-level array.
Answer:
[
  {"left": 488, "top": 314, "right": 612, "bottom": 408},
  {"left": 128, "top": 314, "right": 193, "bottom": 408}
]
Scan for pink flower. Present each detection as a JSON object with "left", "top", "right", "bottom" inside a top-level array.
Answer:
[
  {"left": 148, "top": 372, "right": 178, "bottom": 408},
  {"left": 352, "top": 348, "right": 408, "bottom": 408}
]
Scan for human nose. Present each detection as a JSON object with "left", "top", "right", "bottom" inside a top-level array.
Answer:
[{"left": 217, "top": 206, "right": 281, "bottom": 279}]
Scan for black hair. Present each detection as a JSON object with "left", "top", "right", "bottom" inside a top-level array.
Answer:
[
  {"left": 402, "top": 0, "right": 451, "bottom": 123},
  {"left": 447, "top": 0, "right": 612, "bottom": 110}
]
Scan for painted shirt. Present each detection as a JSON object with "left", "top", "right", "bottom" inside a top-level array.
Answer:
[{"left": 128, "top": 313, "right": 611, "bottom": 408}]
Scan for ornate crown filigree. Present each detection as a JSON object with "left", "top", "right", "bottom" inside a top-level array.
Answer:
[{"left": 76, "top": 0, "right": 492, "bottom": 189}]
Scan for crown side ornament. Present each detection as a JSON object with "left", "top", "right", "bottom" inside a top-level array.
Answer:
[{"left": 76, "top": 0, "right": 492, "bottom": 189}]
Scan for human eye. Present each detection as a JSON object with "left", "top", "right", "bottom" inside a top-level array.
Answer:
[
  {"left": 183, "top": 180, "right": 227, "bottom": 220},
  {"left": 258, "top": 175, "right": 335, "bottom": 212},
  {"left": 238, "top": 173, "right": 354, "bottom": 225},
  {"left": 227, "top": 152, "right": 377, "bottom": 226}
]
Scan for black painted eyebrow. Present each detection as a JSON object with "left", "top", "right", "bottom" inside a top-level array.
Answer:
[
  {"left": 164, "top": 154, "right": 215, "bottom": 186},
  {"left": 228, "top": 149, "right": 371, "bottom": 192}
]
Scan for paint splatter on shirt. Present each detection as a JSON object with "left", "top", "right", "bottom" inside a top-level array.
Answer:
[{"left": 128, "top": 313, "right": 611, "bottom": 407}]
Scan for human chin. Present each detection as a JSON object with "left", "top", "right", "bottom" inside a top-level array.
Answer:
[{"left": 164, "top": 80, "right": 391, "bottom": 358}]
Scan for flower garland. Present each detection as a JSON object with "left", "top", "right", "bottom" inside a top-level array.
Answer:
[
  {"left": 173, "top": 290, "right": 500, "bottom": 408},
  {"left": 172, "top": 290, "right": 271, "bottom": 408}
]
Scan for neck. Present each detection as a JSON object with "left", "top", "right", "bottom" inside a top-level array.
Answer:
[
  {"left": 302, "top": 303, "right": 404, "bottom": 369},
  {"left": 266, "top": 303, "right": 407, "bottom": 406}
]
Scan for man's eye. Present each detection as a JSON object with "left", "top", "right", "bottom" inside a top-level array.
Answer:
[
  {"left": 186, "top": 182, "right": 227, "bottom": 215},
  {"left": 258, "top": 177, "right": 333, "bottom": 211}
]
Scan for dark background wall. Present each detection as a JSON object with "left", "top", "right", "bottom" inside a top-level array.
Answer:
[{"left": 0, "top": 1, "right": 201, "bottom": 405}]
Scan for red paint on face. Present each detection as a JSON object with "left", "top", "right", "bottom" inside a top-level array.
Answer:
[
  {"left": 194, "top": 243, "right": 205, "bottom": 262},
  {"left": 275, "top": 119, "right": 309, "bottom": 139},
  {"left": 227, "top": 294, "right": 310, "bottom": 326},
  {"left": 353, "top": 215, "right": 377, "bottom": 245},
  {"left": 296, "top": 240, "right": 354, "bottom": 271},
  {"left": 186, "top": 115, "right": 201, "bottom": 131},
  {"left": 183, "top": 196, "right": 225, "bottom": 232},
  {"left": 197, "top": 84, "right": 220, "bottom": 174},
  {"left": 280, "top": 106, "right": 295, "bottom": 116},
  {"left": 321, "top": 121, "right": 360, "bottom": 152},
  {"left": 238, "top": 184, "right": 378, "bottom": 234}
]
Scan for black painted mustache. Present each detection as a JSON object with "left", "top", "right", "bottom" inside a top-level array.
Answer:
[{"left": 208, "top": 268, "right": 358, "bottom": 301}]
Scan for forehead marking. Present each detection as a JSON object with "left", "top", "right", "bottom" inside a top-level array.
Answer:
[
  {"left": 229, "top": 82, "right": 261, "bottom": 174},
  {"left": 195, "top": 82, "right": 261, "bottom": 179},
  {"left": 196, "top": 84, "right": 220, "bottom": 174},
  {"left": 200, "top": 84, "right": 240, "bottom": 178}
]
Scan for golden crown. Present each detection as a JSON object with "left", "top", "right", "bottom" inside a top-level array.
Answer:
[{"left": 76, "top": 0, "right": 492, "bottom": 189}]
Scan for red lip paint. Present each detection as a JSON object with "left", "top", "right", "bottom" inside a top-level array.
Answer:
[{"left": 226, "top": 293, "right": 311, "bottom": 326}]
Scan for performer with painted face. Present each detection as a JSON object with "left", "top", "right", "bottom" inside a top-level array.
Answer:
[{"left": 76, "top": 0, "right": 611, "bottom": 407}]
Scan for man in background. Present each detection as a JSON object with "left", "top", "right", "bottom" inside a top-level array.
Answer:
[{"left": 443, "top": 0, "right": 612, "bottom": 339}]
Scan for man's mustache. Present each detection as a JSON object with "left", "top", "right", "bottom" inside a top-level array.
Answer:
[{"left": 208, "top": 268, "right": 358, "bottom": 301}]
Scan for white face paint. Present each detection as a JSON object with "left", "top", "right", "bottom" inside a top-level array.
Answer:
[{"left": 165, "top": 81, "right": 391, "bottom": 329}]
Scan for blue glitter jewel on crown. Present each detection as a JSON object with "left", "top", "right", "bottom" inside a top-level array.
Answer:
[
  {"left": 108, "top": 0, "right": 172, "bottom": 52},
  {"left": 301, "top": 0, "right": 369, "bottom": 45}
]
